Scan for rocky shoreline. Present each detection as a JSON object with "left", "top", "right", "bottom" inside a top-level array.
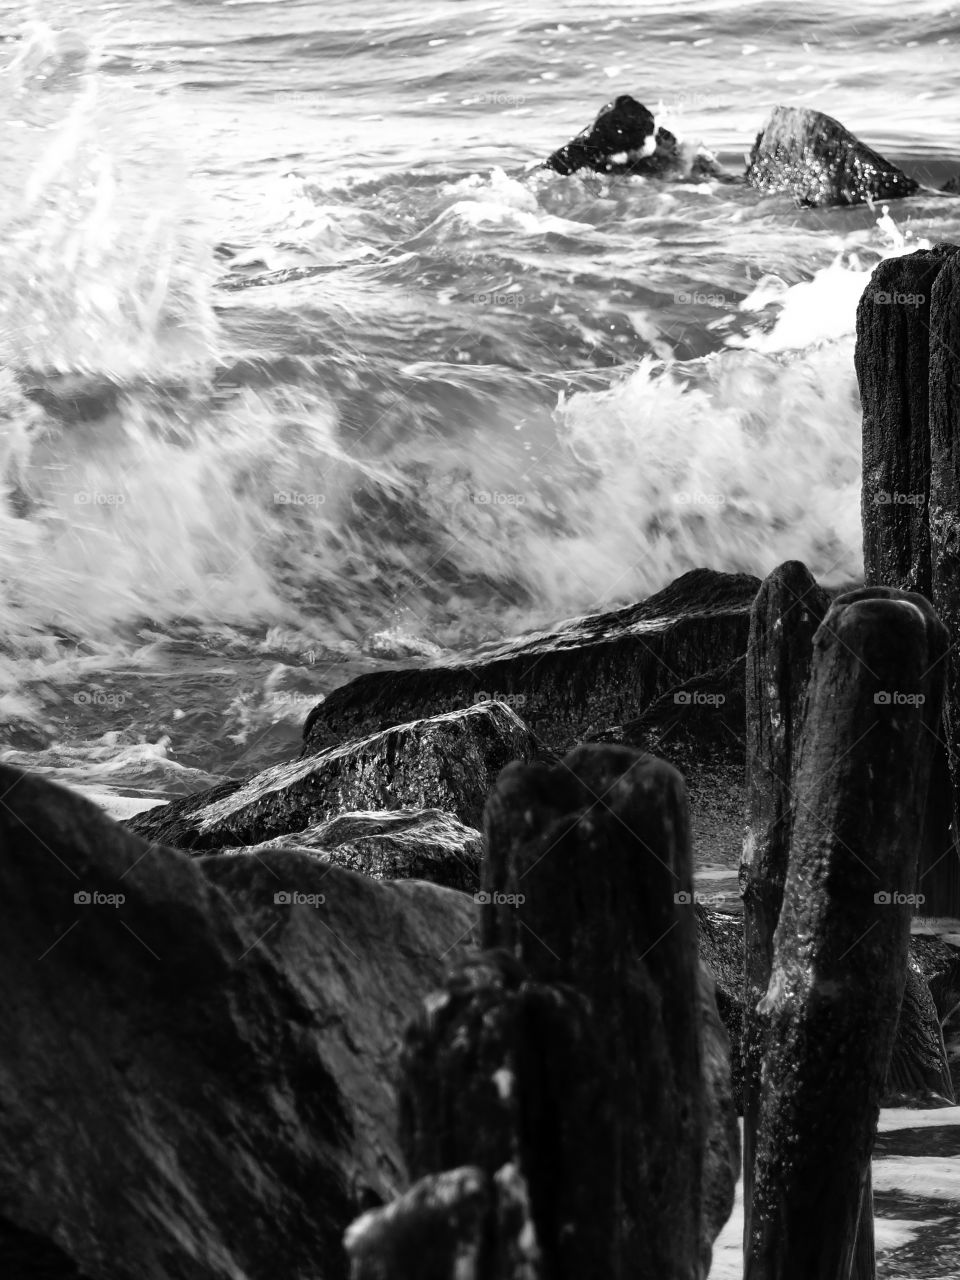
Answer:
[{"left": 5, "top": 175, "right": 960, "bottom": 1280}]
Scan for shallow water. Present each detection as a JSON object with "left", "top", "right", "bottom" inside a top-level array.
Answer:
[{"left": 2, "top": 0, "right": 960, "bottom": 811}]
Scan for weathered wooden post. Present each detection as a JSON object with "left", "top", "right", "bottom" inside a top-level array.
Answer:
[
  {"left": 741, "top": 561, "right": 830, "bottom": 1244},
  {"left": 745, "top": 588, "right": 948, "bottom": 1280},
  {"left": 929, "top": 250, "right": 960, "bottom": 915},
  {"left": 351, "top": 745, "right": 731, "bottom": 1279},
  {"left": 855, "top": 245, "right": 960, "bottom": 916},
  {"left": 856, "top": 246, "right": 958, "bottom": 595},
  {"left": 481, "top": 744, "right": 703, "bottom": 1279}
]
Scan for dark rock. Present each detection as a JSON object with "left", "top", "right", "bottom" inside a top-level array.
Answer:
[
  {"left": 0, "top": 763, "right": 478, "bottom": 1280},
  {"left": 543, "top": 94, "right": 724, "bottom": 180},
  {"left": 590, "top": 657, "right": 747, "bottom": 868},
  {"left": 702, "top": 906, "right": 955, "bottom": 1113},
  {"left": 128, "top": 701, "right": 537, "bottom": 851},
  {"left": 910, "top": 931, "right": 960, "bottom": 1015},
  {"left": 222, "top": 808, "right": 482, "bottom": 893},
  {"left": 303, "top": 568, "right": 760, "bottom": 759},
  {"left": 697, "top": 959, "right": 741, "bottom": 1280},
  {"left": 884, "top": 960, "right": 955, "bottom": 1106},
  {"left": 746, "top": 105, "right": 919, "bottom": 207},
  {"left": 942, "top": 174, "right": 960, "bottom": 194}
]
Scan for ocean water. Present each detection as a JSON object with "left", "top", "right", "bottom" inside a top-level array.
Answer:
[{"left": 3, "top": 0, "right": 960, "bottom": 816}]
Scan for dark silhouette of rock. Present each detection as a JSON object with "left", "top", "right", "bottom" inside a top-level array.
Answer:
[
  {"left": 942, "top": 174, "right": 960, "bottom": 194},
  {"left": 303, "top": 569, "right": 760, "bottom": 758},
  {"left": 219, "top": 808, "right": 482, "bottom": 893},
  {"left": 746, "top": 106, "right": 919, "bottom": 206},
  {"left": 0, "top": 763, "right": 478, "bottom": 1280},
  {"left": 544, "top": 93, "right": 711, "bottom": 179},
  {"left": 128, "top": 701, "right": 537, "bottom": 852}
]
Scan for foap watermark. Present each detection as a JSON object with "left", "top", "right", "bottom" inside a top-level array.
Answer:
[
  {"left": 474, "top": 890, "right": 526, "bottom": 907},
  {"left": 474, "top": 291, "right": 525, "bottom": 308},
  {"left": 473, "top": 491, "right": 526, "bottom": 506},
  {"left": 74, "top": 490, "right": 126, "bottom": 507},
  {"left": 674, "top": 490, "right": 725, "bottom": 507},
  {"left": 474, "top": 691, "right": 528, "bottom": 709},
  {"left": 674, "top": 890, "right": 730, "bottom": 906},
  {"left": 272, "top": 691, "right": 316, "bottom": 707},
  {"left": 872, "top": 491, "right": 923, "bottom": 506},
  {"left": 664, "top": 90, "right": 725, "bottom": 112},
  {"left": 73, "top": 690, "right": 126, "bottom": 709},
  {"left": 674, "top": 289, "right": 726, "bottom": 307},
  {"left": 874, "top": 691, "right": 926, "bottom": 707},
  {"left": 874, "top": 890, "right": 925, "bottom": 906},
  {"left": 870, "top": 290, "right": 925, "bottom": 306},
  {"left": 478, "top": 91, "right": 527, "bottom": 107},
  {"left": 674, "top": 690, "right": 726, "bottom": 707},
  {"left": 74, "top": 890, "right": 125, "bottom": 907},
  {"left": 274, "top": 890, "right": 326, "bottom": 907},
  {"left": 274, "top": 491, "right": 326, "bottom": 507}
]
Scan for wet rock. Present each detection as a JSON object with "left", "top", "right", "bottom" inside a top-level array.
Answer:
[
  {"left": 229, "top": 808, "right": 482, "bottom": 892},
  {"left": 910, "top": 932, "right": 960, "bottom": 1015},
  {"left": 884, "top": 961, "right": 956, "bottom": 1106},
  {"left": 543, "top": 94, "right": 725, "bottom": 180},
  {"left": 746, "top": 106, "right": 919, "bottom": 207},
  {"left": 128, "top": 701, "right": 537, "bottom": 852},
  {"left": 697, "top": 960, "right": 741, "bottom": 1280},
  {"left": 589, "top": 658, "right": 747, "bottom": 868},
  {"left": 303, "top": 568, "right": 760, "bottom": 758},
  {"left": 699, "top": 909, "right": 955, "bottom": 1113},
  {"left": 698, "top": 907, "right": 747, "bottom": 1111},
  {"left": 0, "top": 763, "right": 478, "bottom": 1280}
]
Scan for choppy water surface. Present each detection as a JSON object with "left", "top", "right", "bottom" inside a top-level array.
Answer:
[{"left": 2, "top": 0, "right": 960, "bottom": 819}]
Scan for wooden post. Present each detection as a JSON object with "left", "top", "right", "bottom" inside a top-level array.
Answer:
[
  {"left": 397, "top": 950, "right": 599, "bottom": 1280},
  {"left": 344, "top": 1162, "right": 542, "bottom": 1280},
  {"left": 855, "top": 245, "right": 960, "bottom": 916},
  {"left": 928, "top": 251, "right": 960, "bottom": 916},
  {"left": 856, "top": 246, "right": 958, "bottom": 596},
  {"left": 745, "top": 588, "right": 948, "bottom": 1280},
  {"left": 480, "top": 745, "right": 703, "bottom": 1279},
  {"left": 741, "top": 561, "right": 830, "bottom": 1247}
]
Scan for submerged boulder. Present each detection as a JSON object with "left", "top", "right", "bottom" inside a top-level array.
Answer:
[
  {"left": 129, "top": 701, "right": 537, "bottom": 852},
  {"left": 746, "top": 105, "right": 919, "bottom": 206},
  {"left": 543, "top": 93, "right": 725, "bottom": 179}
]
